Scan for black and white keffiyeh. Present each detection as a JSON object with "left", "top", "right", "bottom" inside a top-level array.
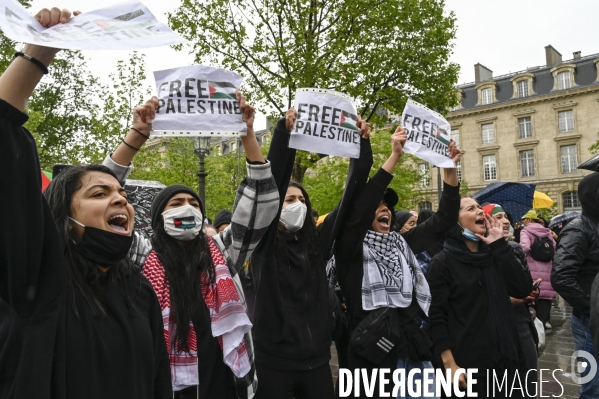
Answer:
[{"left": 362, "top": 230, "right": 431, "bottom": 314}]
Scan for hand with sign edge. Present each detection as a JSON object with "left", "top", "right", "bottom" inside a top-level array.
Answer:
[
  {"left": 109, "top": 96, "right": 159, "bottom": 167},
  {"left": 448, "top": 138, "right": 462, "bottom": 163},
  {"left": 1, "top": 7, "right": 81, "bottom": 112},
  {"left": 285, "top": 107, "right": 298, "bottom": 131},
  {"left": 237, "top": 91, "right": 265, "bottom": 163},
  {"left": 381, "top": 126, "right": 406, "bottom": 174},
  {"left": 356, "top": 116, "right": 371, "bottom": 139},
  {"left": 26, "top": 8, "right": 82, "bottom": 61}
]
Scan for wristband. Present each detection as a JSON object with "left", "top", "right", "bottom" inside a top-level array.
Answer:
[
  {"left": 121, "top": 139, "right": 140, "bottom": 151},
  {"left": 14, "top": 52, "right": 49, "bottom": 74},
  {"left": 130, "top": 126, "right": 150, "bottom": 140}
]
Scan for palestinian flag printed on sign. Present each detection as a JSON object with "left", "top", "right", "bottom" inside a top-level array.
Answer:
[
  {"left": 340, "top": 110, "right": 359, "bottom": 131},
  {"left": 208, "top": 81, "right": 237, "bottom": 100},
  {"left": 434, "top": 125, "right": 450, "bottom": 145}
]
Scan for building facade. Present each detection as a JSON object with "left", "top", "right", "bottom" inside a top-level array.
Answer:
[{"left": 417, "top": 45, "right": 599, "bottom": 214}]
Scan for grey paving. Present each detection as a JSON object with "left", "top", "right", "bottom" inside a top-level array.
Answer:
[{"left": 328, "top": 296, "right": 585, "bottom": 398}]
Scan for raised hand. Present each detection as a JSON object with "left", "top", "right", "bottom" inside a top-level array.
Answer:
[
  {"left": 357, "top": 116, "right": 371, "bottom": 139},
  {"left": 391, "top": 126, "right": 407, "bottom": 158},
  {"left": 448, "top": 138, "right": 461, "bottom": 163},
  {"left": 477, "top": 214, "right": 503, "bottom": 244},
  {"left": 26, "top": 8, "right": 80, "bottom": 61},
  {"left": 236, "top": 91, "right": 255, "bottom": 133},
  {"left": 131, "top": 96, "right": 159, "bottom": 137},
  {"left": 285, "top": 107, "right": 298, "bottom": 131},
  {"left": 34, "top": 7, "right": 80, "bottom": 27}
]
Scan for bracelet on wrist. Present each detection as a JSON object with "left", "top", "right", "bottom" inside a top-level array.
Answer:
[
  {"left": 130, "top": 126, "right": 150, "bottom": 140},
  {"left": 122, "top": 139, "right": 140, "bottom": 151},
  {"left": 14, "top": 52, "right": 49, "bottom": 74}
]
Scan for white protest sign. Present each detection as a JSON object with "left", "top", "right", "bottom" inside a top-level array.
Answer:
[
  {"left": 400, "top": 99, "right": 455, "bottom": 168},
  {"left": 151, "top": 65, "right": 246, "bottom": 137},
  {"left": 290, "top": 88, "right": 360, "bottom": 159},
  {"left": 0, "top": 0, "right": 184, "bottom": 50}
]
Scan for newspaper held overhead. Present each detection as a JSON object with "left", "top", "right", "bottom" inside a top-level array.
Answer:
[
  {"left": 290, "top": 88, "right": 361, "bottom": 159},
  {"left": 151, "top": 65, "right": 247, "bottom": 137},
  {"left": 0, "top": 0, "right": 184, "bottom": 50},
  {"left": 400, "top": 99, "right": 455, "bottom": 168}
]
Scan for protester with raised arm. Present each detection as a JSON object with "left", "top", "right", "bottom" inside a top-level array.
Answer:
[
  {"left": 333, "top": 127, "right": 461, "bottom": 399},
  {"left": 249, "top": 107, "right": 372, "bottom": 399},
  {"left": 428, "top": 199, "right": 533, "bottom": 397},
  {"left": 0, "top": 7, "right": 171, "bottom": 399},
  {"left": 102, "top": 92, "right": 279, "bottom": 399}
]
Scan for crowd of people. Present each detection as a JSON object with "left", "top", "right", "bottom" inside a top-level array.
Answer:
[{"left": 2, "top": 7, "right": 599, "bottom": 399}]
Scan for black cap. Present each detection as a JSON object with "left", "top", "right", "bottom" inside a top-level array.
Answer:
[
  {"left": 383, "top": 188, "right": 398, "bottom": 209},
  {"left": 150, "top": 185, "right": 204, "bottom": 230},
  {"left": 214, "top": 209, "right": 232, "bottom": 230}
]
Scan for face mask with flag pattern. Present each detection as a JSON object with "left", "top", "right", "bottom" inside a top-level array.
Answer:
[{"left": 162, "top": 205, "right": 204, "bottom": 241}]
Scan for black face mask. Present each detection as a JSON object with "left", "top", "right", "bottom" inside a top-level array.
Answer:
[{"left": 70, "top": 218, "right": 133, "bottom": 267}]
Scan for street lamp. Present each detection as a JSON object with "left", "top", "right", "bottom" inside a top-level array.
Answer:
[
  {"left": 194, "top": 136, "right": 211, "bottom": 208},
  {"left": 433, "top": 165, "right": 442, "bottom": 204}
]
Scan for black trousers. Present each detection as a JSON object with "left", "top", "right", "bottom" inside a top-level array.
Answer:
[
  {"left": 254, "top": 363, "right": 335, "bottom": 399},
  {"left": 515, "top": 321, "right": 538, "bottom": 398},
  {"left": 535, "top": 299, "right": 552, "bottom": 325}
]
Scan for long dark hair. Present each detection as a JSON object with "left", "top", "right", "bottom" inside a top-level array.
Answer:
[
  {"left": 275, "top": 181, "right": 326, "bottom": 271},
  {"left": 44, "top": 164, "right": 136, "bottom": 319},
  {"left": 152, "top": 219, "right": 215, "bottom": 353}
]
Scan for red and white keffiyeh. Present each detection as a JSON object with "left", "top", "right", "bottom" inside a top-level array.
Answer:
[{"left": 143, "top": 237, "right": 252, "bottom": 391}]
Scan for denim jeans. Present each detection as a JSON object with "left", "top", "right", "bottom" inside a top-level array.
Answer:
[
  {"left": 571, "top": 313, "right": 599, "bottom": 399},
  {"left": 396, "top": 358, "right": 438, "bottom": 399}
]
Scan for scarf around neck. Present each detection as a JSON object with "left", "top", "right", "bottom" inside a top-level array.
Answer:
[
  {"left": 443, "top": 225, "right": 520, "bottom": 369},
  {"left": 143, "top": 237, "right": 251, "bottom": 391},
  {"left": 362, "top": 230, "right": 431, "bottom": 314}
]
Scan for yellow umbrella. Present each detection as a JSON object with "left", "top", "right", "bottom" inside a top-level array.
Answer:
[{"left": 533, "top": 191, "right": 554, "bottom": 209}]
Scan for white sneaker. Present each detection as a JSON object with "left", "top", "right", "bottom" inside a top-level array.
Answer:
[{"left": 545, "top": 322, "right": 552, "bottom": 330}]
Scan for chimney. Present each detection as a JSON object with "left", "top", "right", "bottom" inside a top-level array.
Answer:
[
  {"left": 474, "top": 63, "right": 493, "bottom": 84},
  {"left": 573, "top": 51, "right": 582, "bottom": 60},
  {"left": 545, "top": 45, "right": 562, "bottom": 66}
]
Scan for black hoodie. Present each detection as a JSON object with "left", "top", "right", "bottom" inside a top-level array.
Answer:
[
  {"left": 553, "top": 173, "right": 599, "bottom": 318},
  {"left": 250, "top": 119, "right": 372, "bottom": 371}
]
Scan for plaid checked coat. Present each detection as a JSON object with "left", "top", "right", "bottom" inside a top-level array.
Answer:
[{"left": 103, "top": 155, "right": 280, "bottom": 398}]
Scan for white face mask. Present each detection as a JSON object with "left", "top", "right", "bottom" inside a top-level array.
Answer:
[
  {"left": 280, "top": 201, "right": 307, "bottom": 232},
  {"left": 162, "top": 205, "right": 204, "bottom": 241}
]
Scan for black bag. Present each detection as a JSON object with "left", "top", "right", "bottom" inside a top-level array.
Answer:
[
  {"left": 350, "top": 307, "right": 400, "bottom": 365},
  {"left": 530, "top": 236, "right": 554, "bottom": 262}
]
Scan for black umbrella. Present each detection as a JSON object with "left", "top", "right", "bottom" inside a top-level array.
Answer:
[
  {"left": 548, "top": 212, "right": 580, "bottom": 229},
  {"left": 578, "top": 154, "right": 599, "bottom": 172}
]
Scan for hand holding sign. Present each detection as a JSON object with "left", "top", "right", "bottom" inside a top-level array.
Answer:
[
  {"left": 448, "top": 139, "right": 462, "bottom": 164},
  {"left": 285, "top": 107, "right": 298, "bottom": 131},
  {"left": 22, "top": 7, "right": 78, "bottom": 63},
  {"left": 132, "top": 96, "right": 159, "bottom": 135},
  {"left": 238, "top": 91, "right": 255, "bottom": 133},
  {"left": 357, "top": 117, "right": 371, "bottom": 140},
  {"left": 34, "top": 7, "right": 80, "bottom": 27},
  {"left": 391, "top": 126, "right": 407, "bottom": 158}
]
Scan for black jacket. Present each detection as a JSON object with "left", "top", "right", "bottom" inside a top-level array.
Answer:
[
  {"left": 428, "top": 235, "right": 532, "bottom": 369},
  {"left": 250, "top": 119, "right": 372, "bottom": 370},
  {"left": 552, "top": 215, "right": 599, "bottom": 317}
]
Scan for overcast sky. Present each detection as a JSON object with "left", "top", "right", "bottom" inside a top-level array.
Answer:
[{"left": 28, "top": 0, "right": 599, "bottom": 125}]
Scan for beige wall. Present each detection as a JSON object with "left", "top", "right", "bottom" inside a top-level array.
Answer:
[{"left": 417, "top": 85, "right": 599, "bottom": 213}]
